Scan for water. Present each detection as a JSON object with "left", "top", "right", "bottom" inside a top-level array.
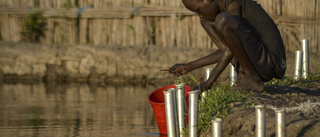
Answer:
[{"left": 0, "top": 82, "right": 167, "bottom": 137}]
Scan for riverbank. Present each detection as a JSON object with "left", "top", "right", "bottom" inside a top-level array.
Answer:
[
  {"left": 1, "top": 42, "right": 320, "bottom": 136},
  {"left": 0, "top": 42, "right": 212, "bottom": 84},
  {"left": 0, "top": 42, "right": 319, "bottom": 85},
  {"left": 199, "top": 77, "right": 320, "bottom": 137}
]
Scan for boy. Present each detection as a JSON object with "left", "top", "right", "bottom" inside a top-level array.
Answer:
[{"left": 169, "top": 0, "right": 286, "bottom": 92}]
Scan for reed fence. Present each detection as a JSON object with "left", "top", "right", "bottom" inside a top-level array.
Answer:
[{"left": 0, "top": 0, "right": 319, "bottom": 52}]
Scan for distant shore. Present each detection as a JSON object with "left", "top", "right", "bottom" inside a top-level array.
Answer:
[{"left": 0, "top": 41, "right": 319, "bottom": 84}]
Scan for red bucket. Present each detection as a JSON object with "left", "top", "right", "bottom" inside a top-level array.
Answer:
[{"left": 148, "top": 85, "right": 190, "bottom": 134}]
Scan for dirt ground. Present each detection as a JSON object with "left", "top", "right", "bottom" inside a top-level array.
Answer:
[{"left": 201, "top": 80, "right": 320, "bottom": 137}]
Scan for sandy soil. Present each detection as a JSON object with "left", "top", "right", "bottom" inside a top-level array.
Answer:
[{"left": 201, "top": 80, "right": 320, "bottom": 137}]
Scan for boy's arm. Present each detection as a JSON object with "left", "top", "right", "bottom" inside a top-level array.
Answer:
[
  {"left": 181, "top": 19, "right": 231, "bottom": 71},
  {"left": 169, "top": 19, "right": 232, "bottom": 76},
  {"left": 185, "top": 0, "right": 242, "bottom": 67},
  {"left": 200, "top": 18, "right": 229, "bottom": 51},
  {"left": 185, "top": 49, "right": 222, "bottom": 70},
  {"left": 200, "top": 0, "right": 241, "bottom": 50},
  {"left": 193, "top": 1, "right": 242, "bottom": 91},
  {"left": 169, "top": 1, "right": 242, "bottom": 78}
]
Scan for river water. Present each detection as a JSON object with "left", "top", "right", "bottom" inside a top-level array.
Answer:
[{"left": 0, "top": 82, "right": 168, "bottom": 137}]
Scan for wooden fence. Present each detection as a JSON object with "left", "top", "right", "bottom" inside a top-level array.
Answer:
[{"left": 0, "top": 0, "right": 319, "bottom": 52}]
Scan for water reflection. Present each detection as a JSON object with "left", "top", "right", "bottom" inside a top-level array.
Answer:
[{"left": 0, "top": 82, "right": 168, "bottom": 137}]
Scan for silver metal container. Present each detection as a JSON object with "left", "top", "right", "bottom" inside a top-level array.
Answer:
[
  {"left": 204, "top": 68, "right": 214, "bottom": 81},
  {"left": 176, "top": 84, "right": 186, "bottom": 136},
  {"left": 275, "top": 108, "right": 286, "bottom": 137},
  {"left": 255, "top": 105, "right": 266, "bottom": 137},
  {"left": 172, "top": 87, "right": 179, "bottom": 136},
  {"left": 202, "top": 68, "right": 214, "bottom": 99},
  {"left": 164, "top": 88, "right": 177, "bottom": 137},
  {"left": 229, "top": 64, "right": 237, "bottom": 87},
  {"left": 301, "top": 39, "right": 309, "bottom": 79},
  {"left": 212, "top": 118, "right": 223, "bottom": 137},
  {"left": 188, "top": 90, "right": 199, "bottom": 137},
  {"left": 294, "top": 50, "right": 303, "bottom": 80}
]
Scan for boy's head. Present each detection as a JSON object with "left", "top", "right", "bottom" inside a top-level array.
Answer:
[
  {"left": 182, "top": 0, "right": 218, "bottom": 19},
  {"left": 182, "top": 0, "right": 200, "bottom": 11},
  {"left": 182, "top": 0, "right": 214, "bottom": 12}
]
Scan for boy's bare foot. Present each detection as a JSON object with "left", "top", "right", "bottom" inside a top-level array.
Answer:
[{"left": 231, "top": 77, "right": 265, "bottom": 92}]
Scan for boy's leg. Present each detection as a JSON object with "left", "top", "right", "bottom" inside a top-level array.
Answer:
[{"left": 214, "top": 12, "right": 265, "bottom": 91}]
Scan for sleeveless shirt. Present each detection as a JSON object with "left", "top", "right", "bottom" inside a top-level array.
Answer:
[{"left": 226, "top": 0, "right": 286, "bottom": 78}]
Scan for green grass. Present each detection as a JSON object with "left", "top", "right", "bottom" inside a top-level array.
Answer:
[
  {"left": 197, "top": 85, "right": 246, "bottom": 134},
  {"left": 265, "top": 74, "right": 320, "bottom": 88},
  {"left": 175, "top": 73, "right": 247, "bottom": 135},
  {"left": 21, "top": 10, "right": 46, "bottom": 43},
  {"left": 178, "top": 72, "right": 320, "bottom": 136},
  {"left": 194, "top": 74, "right": 320, "bottom": 135},
  {"left": 265, "top": 76, "right": 294, "bottom": 86}
]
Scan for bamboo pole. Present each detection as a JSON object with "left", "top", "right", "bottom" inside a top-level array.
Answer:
[
  {"left": 318, "top": 0, "right": 320, "bottom": 52},
  {"left": 176, "top": 17, "right": 182, "bottom": 47}
]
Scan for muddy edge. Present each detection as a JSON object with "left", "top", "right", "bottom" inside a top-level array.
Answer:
[{"left": 0, "top": 41, "right": 319, "bottom": 84}]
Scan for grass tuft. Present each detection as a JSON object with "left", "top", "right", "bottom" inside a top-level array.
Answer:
[
  {"left": 197, "top": 86, "right": 246, "bottom": 134},
  {"left": 265, "top": 74, "right": 320, "bottom": 88},
  {"left": 192, "top": 74, "right": 320, "bottom": 136},
  {"left": 21, "top": 10, "right": 46, "bottom": 43}
]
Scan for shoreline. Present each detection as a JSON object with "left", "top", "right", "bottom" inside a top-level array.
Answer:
[{"left": 0, "top": 41, "right": 319, "bottom": 85}]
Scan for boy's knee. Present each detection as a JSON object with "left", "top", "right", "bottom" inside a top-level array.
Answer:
[
  {"left": 215, "top": 13, "right": 239, "bottom": 32},
  {"left": 224, "top": 47, "right": 233, "bottom": 56},
  {"left": 215, "top": 13, "right": 228, "bottom": 31}
]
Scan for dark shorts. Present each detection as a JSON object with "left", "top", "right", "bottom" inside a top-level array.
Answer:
[{"left": 235, "top": 23, "right": 277, "bottom": 81}]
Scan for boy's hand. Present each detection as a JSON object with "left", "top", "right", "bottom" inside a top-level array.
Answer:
[
  {"left": 193, "top": 81, "right": 212, "bottom": 92},
  {"left": 168, "top": 64, "right": 189, "bottom": 76}
]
